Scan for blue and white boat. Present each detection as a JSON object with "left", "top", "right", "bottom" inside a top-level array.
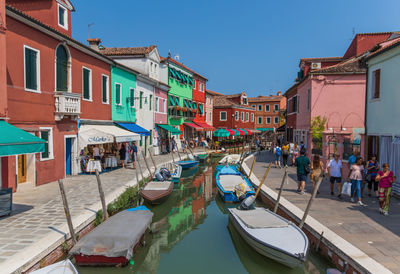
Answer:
[
  {"left": 177, "top": 160, "right": 199, "bottom": 170},
  {"left": 216, "top": 166, "right": 255, "bottom": 203}
]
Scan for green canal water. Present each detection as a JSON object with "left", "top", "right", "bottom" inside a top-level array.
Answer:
[{"left": 76, "top": 158, "right": 332, "bottom": 274}]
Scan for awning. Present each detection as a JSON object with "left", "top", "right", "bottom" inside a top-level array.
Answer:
[
  {"left": 213, "top": 129, "right": 230, "bottom": 137},
  {"left": 184, "top": 100, "right": 189, "bottom": 108},
  {"left": 237, "top": 129, "right": 247, "bottom": 135},
  {"left": 240, "top": 129, "right": 253, "bottom": 135},
  {"left": 188, "top": 101, "right": 193, "bottom": 109},
  {"left": 0, "top": 121, "right": 46, "bottom": 157},
  {"left": 194, "top": 122, "right": 215, "bottom": 131},
  {"left": 175, "top": 97, "right": 180, "bottom": 106},
  {"left": 169, "top": 96, "right": 176, "bottom": 106},
  {"left": 258, "top": 128, "right": 274, "bottom": 132},
  {"left": 248, "top": 129, "right": 261, "bottom": 134},
  {"left": 198, "top": 104, "right": 203, "bottom": 114},
  {"left": 169, "top": 68, "right": 177, "bottom": 78},
  {"left": 117, "top": 123, "right": 150, "bottom": 136},
  {"left": 235, "top": 129, "right": 246, "bottom": 136},
  {"left": 157, "top": 124, "right": 182, "bottom": 135},
  {"left": 184, "top": 123, "right": 204, "bottom": 132},
  {"left": 226, "top": 129, "right": 239, "bottom": 136},
  {"left": 78, "top": 124, "right": 140, "bottom": 150}
]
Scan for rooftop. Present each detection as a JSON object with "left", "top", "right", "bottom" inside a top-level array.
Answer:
[{"left": 100, "top": 46, "right": 157, "bottom": 56}]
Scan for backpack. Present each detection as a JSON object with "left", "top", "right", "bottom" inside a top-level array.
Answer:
[{"left": 275, "top": 147, "right": 281, "bottom": 156}]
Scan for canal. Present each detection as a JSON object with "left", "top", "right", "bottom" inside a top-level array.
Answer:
[{"left": 76, "top": 157, "right": 332, "bottom": 274}]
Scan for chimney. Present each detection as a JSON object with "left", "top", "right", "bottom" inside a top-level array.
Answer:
[
  {"left": 277, "top": 91, "right": 282, "bottom": 96},
  {"left": 87, "top": 38, "right": 101, "bottom": 51}
]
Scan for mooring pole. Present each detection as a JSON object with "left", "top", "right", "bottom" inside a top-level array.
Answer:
[
  {"left": 299, "top": 176, "right": 324, "bottom": 229},
  {"left": 148, "top": 148, "right": 157, "bottom": 170},
  {"left": 135, "top": 163, "right": 140, "bottom": 187},
  {"left": 95, "top": 170, "right": 109, "bottom": 220},
  {"left": 58, "top": 179, "right": 77, "bottom": 244},
  {"left": 273, "top": 167, "right": 287, "bottom": 213},
  {"left": 248, "top": 155, "right": 256, "bottom": 178},
  {"left": 141, "top": 150, "right": 153, "bottom": 178},
  {"left": 137, "top": 152, "right": 145, "bottom": 184},
  {"left": 170, "top": 143, "right": 175, "bottom": 163},
  {"left": 254, "top": 163, "right": 273, "bottom": 199},
  {"left": 176, "top": 146, "right": 182, "bottom": 160}
]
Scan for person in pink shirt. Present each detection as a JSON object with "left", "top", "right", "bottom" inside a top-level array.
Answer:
[{"left": 375, "top": 163, "right": 396, "bottom": 216}]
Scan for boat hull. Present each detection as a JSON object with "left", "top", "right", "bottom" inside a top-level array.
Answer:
[
  {"left": 177, "top": 160, "right": 199, "bottom": 170},
  {"left": 216, "top": 168, "right": 255, "bottom": 203},
  {"left": 228, "top": 209, "right": 307, "bottom": 268},
  {"left": 140, "top": 182, "right": 173, "bottom": 205}
]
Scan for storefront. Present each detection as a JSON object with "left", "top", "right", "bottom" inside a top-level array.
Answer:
[{"left": 156, "top": 124, "right": 182, "bottom": 154}]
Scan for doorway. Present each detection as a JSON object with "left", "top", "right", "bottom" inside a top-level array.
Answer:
[
  {"left": 65, "top": 137, "right": 72, "bottom": 175},
  {"left": 17, "top": 155, "right": 27, "bottom": 184}
]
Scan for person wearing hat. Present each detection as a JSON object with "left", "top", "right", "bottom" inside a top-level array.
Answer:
[{"left": 328, "top": 153, "right": 343, "bottom": 198}]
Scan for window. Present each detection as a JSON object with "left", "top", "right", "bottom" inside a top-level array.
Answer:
[
  {"left": 252, "top": 105, "right": 256, "bottom": 109},
  {"left": 40, "top": 128, "right": 53, "bottom": 161},
  {"left": 149, "top": 94, "right": 153, "bottom": 110},
  {"left": 82, "top": 67, "right": 92, "bottom": 101},
  {"left": 258, "top": 105, "right": 262, "bottom": 111},
  {"left": 205, "top": 112, "right": 207, "bottom": 121},
  {"left": 258, "top": 117, "right": 262, "bottom": 124},
  {"left": 150, "top": 130, "right": 152, "bottom": 145},
  {"left": 102, "top": 75, "right": 109, "bottom": 104},
  {"left": 235, "top": 111, "right": 239, "bottom": 121},
  {"left": 140, "top": 136, "right": 143, "bottom": 146},
  {"left": 56, "top": 45, "right": 69, "bottom": 92},
  {"left": 251, "top": 113, "right": 254, "bottom": 122},
  {"left": 163, "top": 99, "right": 167, "bottom": 113},
  {"left": 265, "top": 104, "right": 270, "bottom": 112},
  {"left": 155, "top": 97, "right": 159, "bottom": 112},
  {"left": 210, "top": 112, "right": 212, "bottom": 122},
  {"left": 241, "top": 112, "right": 244, "bottom": 121},
  {"left": 274, "top": 104, "right": 279, "bottom": 112},
  {"left": 307, "top": 88, "right": 311, "bottom": 111},
  {"left": 274, "top": 117, "right": 279, "bottom": 124},
  {"left": 140, "top": 91, "right": 143, "bottom": 109},
  {"left": 24, "top": 46, "right": 40, "bottom": 92},
  {"left": 242, "top": 97, "right": 247, "bottom": 104},
  {"left": 266, "top": 117, "right": 271, "bottom": 124},
  {"left": 58, "top": 4, "right": 68, "bottom": 30},
  {"left": 220, "top": 111, "right": 227, "bottom": 121},
  {"left": 129, "top": 88, "right": 135, "bottom": 107},
  {"left": 150, "top": 62, "right": 153, "bottom": 73},
  {"left": 291, "top": 96, "right": 298, "bottom": 113},
  {"left": 115, "top": 83, "right": 122, "bottom": 105},
  {"left": 372, "top": 69, "right": 381, "bottom": 99},
  {"left": 246, "top": 112, "right": 249, "bottom": 121},
  {"left": 194, "top": 80, "right": 197, "bottom": 89}
]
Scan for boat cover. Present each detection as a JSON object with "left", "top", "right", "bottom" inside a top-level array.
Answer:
[
  {"left": 219, "top": 166, "right": 240, "bottom": 175},
  {"left": 231, "top": 208, "right": 288, "bottom": 229},
  {"left": 143, "top": 181, "right": 172, "bottom": 191},
  {"left": 70, "top": 207, "right": 153, "bottom": 259},
  {"left": 219, "top": 175, "right": 252, "bottom": 192}
]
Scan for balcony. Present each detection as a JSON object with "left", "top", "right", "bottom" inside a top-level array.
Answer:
[{"left": 54, "top": 92, "right": 81, "bottom": 121}]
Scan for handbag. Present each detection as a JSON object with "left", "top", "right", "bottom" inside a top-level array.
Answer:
[
  {"left": 341, "top": 182, "right": 352, "bottom": 196},
  {"left": 305, "top": 166, "right": 311, "bottom": 174}
]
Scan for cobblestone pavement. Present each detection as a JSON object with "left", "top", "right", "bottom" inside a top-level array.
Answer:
[
  {"left": 0, "top": 148, "right": 206, "bottom": 273},
  {"left": 248, "top": 151, "right": 400, "bottom": 273}
]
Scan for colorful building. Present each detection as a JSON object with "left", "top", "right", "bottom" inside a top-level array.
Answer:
[
  {"left": 192, "top": 73, "right": 214, "bottom": 136},
  {"left": 284, "top": 82, "right": 299, "bottom": 143},
  {"left": 249, "top": 91, "right": 286, "bottom": 132},
  {"left": 364, "top": 36, "right": 400, "bottom": 196},
  {"left": 205, "top": 90, "right": 220, "bottom": 138}
]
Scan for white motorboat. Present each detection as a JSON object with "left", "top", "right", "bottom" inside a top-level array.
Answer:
[
  {"left": 218, "top": 154, "right": 241, "bottom": 165},
  {"left": 228, "top": 207, "right": 309, "bottom": 268},
  {"left": 31, "top": 259, "right": 78, "bottom": 274}
]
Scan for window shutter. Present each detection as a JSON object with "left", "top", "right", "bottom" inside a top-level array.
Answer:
[
  {"left": 130, "top": 88, "right": 135, "bottom": 107},
  {"left": 116, "top": 84, "right": 121, "bottom": 105},
  {"left": 374, "top": 69, "right": 381, "bottom": 98},
  {"left": 83, "top": 69, "right": 90, "bottom": 99},
  {"left": 102, "top": 76, "right": 107, "bottom": 103},
  {"left": 25, "top": 48, "right": 37, "bottom": 90},
  {"left": 41, "top": 131, "right": 49, "bottom": 159}
]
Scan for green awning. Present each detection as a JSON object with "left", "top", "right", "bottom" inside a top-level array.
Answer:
[
  {"left": 0, "top": 121, "right": 46, "bottom": 156},
  {"left": 232, "top": 129, "right": 240, "bottom": 136},
  {"left": 188, "top": 101, "right": 193, "bottom": 109},
  {"left": 169, "top": 96, "right": 176, "bottom": 106},
  {"left": 193, "top": 102, "right": 197, "bottom": 110},
  {"left": 258, "top": 128, "right": 274, "bottom": 132},
  {"left": 189, "top": 77, "right": 194, "bottom": 85},
  {"left": 198, "top": 104, "right": 203, "bottom": 114},
  {"left": 175, "top": 97, "right": 180, "bottom": 106},
  {"left": 184, "top": 100, "right": 189, "bottom": 108},
  {"left": 169, "top": 68, "right": 177, "bottom": 78},
  {"left": 157, "top": 124, "right": 182, "bottom": 135},
  {"left": 213, "top": 129, "right": 230, "bottom": 137}
]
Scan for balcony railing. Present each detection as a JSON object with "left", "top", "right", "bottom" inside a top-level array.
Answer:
[{"left": 54, "top": 92, "right": 81, "bottom": 121}]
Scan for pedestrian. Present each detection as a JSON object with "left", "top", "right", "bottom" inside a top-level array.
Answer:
[
  {"left": 282, "top": 142, "right": 290, "bottom": 167},
  {"left": 375, "top": 163, "right": 395, "bottom": 216},
  {"left": 300, "top": 141, "right": 305, "bottom": 151},
  {"left": 166, "top": 138, "right": 170, "bottom": 153},
  {"left": 130, "top": 141, "right": 138, "bottom": 169},
  {"left": 273, "top": 144, "right": 282, "bottom": 168},
  {"left": 328, "top": 153, "right": 343, "bottom": 198},
  {"left": 293, "top": 143, "right": 299, "bottom": 165},
  {"left": 311, "top": 155, "right": 324, "bottom": 194},
  {"left": 366, "top": 154, "right": 380, "bottom": 197},
  {"left": 171, "top": 136, "right": 177, "bottom": 152},
  {"left": 348, "top": 157, "right": 365, "bottom": 205},
  {"left": 294, "top": 148, "right": 310, "bottom": 194},
  {"left": 256, "top": 137, "right": 261, "bottom": 151},
  {"left": 289, "top": 142, "right": 294, "bottom": 166},
  {"left": 119, "top": 143, "right": 126, "bottom": 168}
]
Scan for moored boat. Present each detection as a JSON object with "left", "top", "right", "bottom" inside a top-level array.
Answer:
[
  {"left": 216, "top": 166, "right": 255, "bottom": 202},
  {"left": 228, "top": 207, "right": 309, "bottom": 268},
  {"left": 31, "top": 259, "right": 78, "bottom": 274},
  {"left": 70, "top": 206, "right": 153, "bottom": 266},
  {"left": 155, "top": 162, "right": 182, "bottom": 183},
  {"left": 177, "top": 160, "right": 199, "bottom": 170},
  {"left": 140, "top": 181, "right": 174, "bottom": 204},
  {"left": 195, "top": 153, "right": 209, "bottom": 163},
  {"left": 218, "top": 154, "right": 241, "bottom": 165}
]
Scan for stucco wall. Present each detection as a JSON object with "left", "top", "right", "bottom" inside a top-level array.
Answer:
[
  {"left": 204, "top": 93, "right": 213, "bottom": 126},
  {"left": 0, "top": 0, "right": 6, "bottom": 118},
  {"left": 367, "top": 46, "right": 400, "bottom": 136},
  {"left": 154, "top": 87, "right": 168, "bottom": 125},
  {"left": 296, "top": 78, "right": 312, "bottom": 130}
]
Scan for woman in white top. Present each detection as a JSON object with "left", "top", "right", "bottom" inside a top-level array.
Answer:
[{"left": 348, "top": 157, "right": 365, "bottom": 205}]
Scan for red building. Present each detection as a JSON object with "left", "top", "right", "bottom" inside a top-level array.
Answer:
[
  {"left": 2, "top": 0, "right": 114, "bottom": 191},
  {"left": 192, "top": 73, "right": 207, "bottom": 124},
  {"left": 213, "top": 92, "right": 255, "bottom": 131}
]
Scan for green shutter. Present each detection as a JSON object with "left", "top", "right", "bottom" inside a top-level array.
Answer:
[
  {"left": 140, "top": 136, "right": 143, "bottom": 146},
  {"left": 140, "top": 92, "right": 143, "bottom": 109},
  {"left": 130, "top": 88, "right": 135, "bottom": 107},
  {"left": 102, "top": 76, "right": 107, "bottom": 103},
  {"left": 149, "top": 95, "right": 152, "bottom": 110},
  {"left": 41, "top": 131, "right": 49, "bottom": 159},
  {"left": 56, "top": 46, "right": 68, "bottom": 91},
  {"left": 150, "top": 130, "right": 152, "bottom": 145},
  {"left": 58, "top": 6, "right": 65, "bottom": 26},
  {"left": 83, "top": 68, "right": 90, "bottom": 99},
  {"left": 115, "top": 84, "right": 121, "bottom": 105},
  {"left": 25, "top": 48, "right": 37, "bottom": 90}
]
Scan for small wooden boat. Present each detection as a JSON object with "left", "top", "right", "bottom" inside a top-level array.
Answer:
[
  {"left": 140, "top": 181, "right": 174, "bottom": 204},
  {"left": 195, "top": 153, "right": 209, "bottom": 163},
  {"left": 218, "top": 154, "right": 241, "bottom": 165},
  {"left": 177, "top": 160, "right": 199, "bottom": 170},
  {"left": 155, "top": 162, "right": 182, "bottom": 183},
  {"left": 70, "top": 206, "right": 153, "bottom": 266},
  {"left": 31, "top": 259, "right": 78, "bottom": 274},
  {"left": 228, "top": 207, "right": 309, "bottom": 268},
  {"left": 216, "top": 166, "right": 255, "bottom": 202}
]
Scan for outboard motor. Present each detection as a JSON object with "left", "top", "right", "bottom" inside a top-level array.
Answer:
[
  {"left": 160, "top": 168, "right": 171, "bottom": 180},
  {"left": 239, "top": 195, "right": 255, "bottom": 210},
  {"left": 155, "top": 172, "right": 164, "bottom": 181}
]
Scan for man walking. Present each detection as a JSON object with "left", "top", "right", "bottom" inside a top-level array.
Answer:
[
  {"left": 295, "top": 148, "right": 310, "bottom": 195},
  {"left": 328, "top": 153, "right": 343, "bottom": 198},
  {"left": 273, "top": 144, "right": 282, "bottom": 168}
]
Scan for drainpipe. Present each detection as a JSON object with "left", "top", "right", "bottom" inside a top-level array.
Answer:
[{"left": 364, "top": 62, "right": 369, "bottom": 160}]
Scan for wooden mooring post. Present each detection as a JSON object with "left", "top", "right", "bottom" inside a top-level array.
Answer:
[
  {"left": 254, "top": 163, "right": 272, "bottom": 198},
  {"left": 273, "top": 167, "right": 287, "bottom": 213},
  {"left": 170, "top": 144, "right": 175, "bottom": 163},
  {"left": 299, "top": 176, "right": 324, "bottom": 229},
  {"left": 57, "top": 179, "right": 77, "bottom": 244},
  {"left": 137, "top": 153, "right": 145, "bottom": 184},
  {"left": 148, "top": 148, "right": 157, "bottom": 170},
  {"left": 141, "top": 150, "right": 153, "bottom": 179},
  {"left": 248, "top": 155, "right": 256, "bottom": 178},
  {"left": 95, "top": 170, "right": 109, "bottom": 220}
]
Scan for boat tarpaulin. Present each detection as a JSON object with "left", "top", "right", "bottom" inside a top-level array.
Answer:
[
  {"left": 194, "top": 122, "right": 215, "bottom": 131},
  {"left": 157, "top": 124, "right": 182, "bottom": 135},
  {"left": 183, "top": 123, "right": 204, "bottom": 131},
  {"left": 117, "top": 123, "right": 150, "bottom": 136},
  {"left": 0, "top": 121, "right": 46, "bottom": 157},
  {"left": 70, "top": 207, "right": 153, "bottom": 259},
  {"left": 78, "top": 124, "right": 140, "bottom": 149}
]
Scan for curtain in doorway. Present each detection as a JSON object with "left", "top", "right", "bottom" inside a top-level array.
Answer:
[{"left": 379, "top": 136, "right": 400, "bottom": 195}]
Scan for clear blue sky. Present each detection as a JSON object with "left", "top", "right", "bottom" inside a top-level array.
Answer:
[{"left": 72, "top": 0, "right": 400, "bottom": 97}]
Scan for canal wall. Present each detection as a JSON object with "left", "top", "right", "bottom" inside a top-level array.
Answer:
[{"left": 241, "top": 154, "right": 392, "bottom": 274}]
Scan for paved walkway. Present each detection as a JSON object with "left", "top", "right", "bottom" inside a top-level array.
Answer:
[
  {"left": 0, "top": 148, "right": 205, "bottom": 273},
  {"left": 247, "top": 151, "right": 400, "bottom": 273}
]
